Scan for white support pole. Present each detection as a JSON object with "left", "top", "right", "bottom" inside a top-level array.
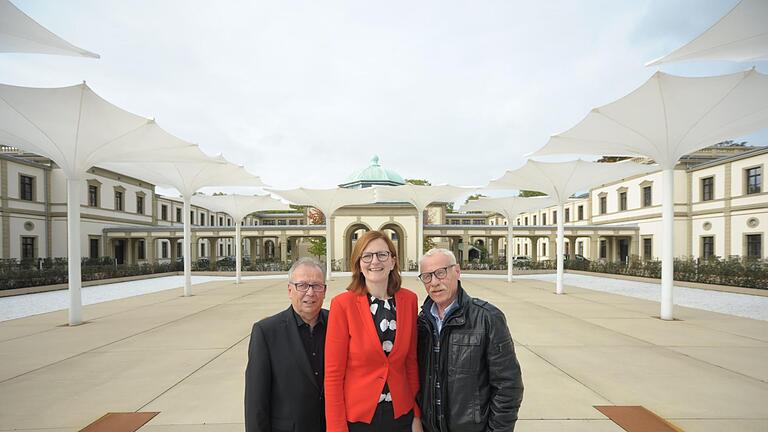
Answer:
[
  {"left": 183, "top": 195, "right": 192, "bottom": 296},
  {"left": 235, "top": 221, "right": 242, "bottom": 284},
  {"left": 556, "top": 203, "right": 565, "bottom": 294},
  {"left": 507, "top": 225, "right": 514, "bottom": 283},
  {"left": 417, "top": 206, "right": 424, "bottom": 272},
  {"left": 661, "top": 168, "right": 675, "bottom": 320},
  {"left": 325, "top": 210, "right": 333, "bottom": 279},
  {"left": 66, "top": 178, "right": 83, "bottom": 326}
]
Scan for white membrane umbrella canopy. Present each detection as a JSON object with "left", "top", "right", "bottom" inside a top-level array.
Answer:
[
  {"left": 532, "top": 70, "right": 768, "bottom": 170},
  {"left": 461, "top": 196, "right": 557, "bottom": 282},
  {"left": 0, "top": 0, "right": 99, "bottom": 58},
  {"left": 374, "top": 184, "right": 476, "bottom": 270},
  {"left": 192, "top": 194, "right": 291, "bottom": 283},
  {"left": 531, "top": 70, "right": 768, "bottom": 320},
  {"left": 488, "top": 159, "right": 657, "bottom": 295},
  {"left": 265, "top": 187, "right": 377, "bottom": 277},
  {"left": 100, "top": 157, "right": 265, "bottom": 296},
  {"left": 646, "top": 0, "right": 768, "bottom": 66},
  {"left": 0, "top": 82, "right": 208, "bottom": 326}
]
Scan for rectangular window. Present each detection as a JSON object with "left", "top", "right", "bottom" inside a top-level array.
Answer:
[
  {"left": 289, "top": 219, "right": 299, "bottom": 225},
  {"left": 552, "top": 211, "right": 557, "bottom": 224},
  {"left": 565, "top": 208, "right": 570, "bottom": 222},
  {"left": 161, "top": 241, "right": 169, "bottom": 258},
  {"left": 643, "top": 238, "right": 652, "bottom": 260},
  {"left": 136, "top": 196, "right": 144, "bottom": 215},
  {"left": 114, "top": 191, "right": 123, "bottom": 211},
  {"left": 578, "top": 205, "right": 584, "bottom": 221},
  {"left": 219, "top": 217, "right": 224, "bottom": 226},
  {"left": 577, "top": 241, "right": 584, "bottom": 256},
  {"left": 20, "top": 175, "right": 34, "bottom": 201},
  {"left": 190, "top": 211, "right": 195, "bottom": 225},
  {"left": 701, "top": 177, "right": 714, "bottom": 201},
  {"left": 21, "top": 236, "right": 35, "bottom": 259},
  {"left": 524, "top": 217, "right": 528, "bottom": 225},
  {"left": 533, "top": 215, "right": 537, "bottom": 225},
  {"left": 176, "top": 208, "right": 182, "bottom": 222},
  {"left": 161, "top": 205, "right": 169, "bottom": 221},
  {"left": 542, "top": 214, "right": 547, "bottom": 225},
  {"left": 746, "top": 234, "right": 762, "bottom": 258},
  {"left": 701, "top": 236, "right": 715, "bottom": 259},
  {"left": 176, "top": 242, "right": 182, "bottom": 258},
  {"left": 472, "top": 219, "right": 483, "bottom": 225},
  {"left": 643, "top": 186, "right": 652, "bottom": 207},
  {"left": 450, "top": 219, "right": 460, "bottom": 225},
  {"left": 211, "top": 215, "right": 215, "bottom": 226},
  {"left": 88, "top": 185, "right": 99, "bottom": 207},
  {"left": 599, "top": 240, "right": 607, "bottom": 259},
  {"left": 137, "top": 239, "right": 146, "bottom": 260},
  {"left": 278, "top": 219, "right": 288, "bottom": 225},
  {"left": 746, "top": 167, "right": 762, "bottom": 194},
  {"left": 516, "top": 218, "right": 521, "bottom": 225},
  {"left": 462, "top": 219, "right": 471, "bottom": 225},
  {"left": 89, "top": 238, "right": 99, "bottom": 259},
  {"left": 619, "top": 192, "right": 627, "bottom": 211},
  {"left": 600, "top": 196, "right": 607, "bottom": 214},
  {"left": 263, "top": 220, "right": 275, "bottom": 225}
]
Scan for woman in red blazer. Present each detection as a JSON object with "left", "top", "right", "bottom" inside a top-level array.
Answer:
[{"left": 325, "top": 230, "right": 422, "bottom": 432}]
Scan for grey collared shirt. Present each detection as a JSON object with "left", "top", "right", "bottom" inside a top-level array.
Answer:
[{"left": 430, "top": 299, "right": 458, "bottom": 334}]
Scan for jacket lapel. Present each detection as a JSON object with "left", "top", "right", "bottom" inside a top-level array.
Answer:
[
  {"left": 281, "top": 306, "right": 319, "bottom": 391},
  {"left": 389, "top": 290, "right": 409, "bottom": 358},
  {"left": 355, "top": 293, "right": 388, "bottom": 362}
]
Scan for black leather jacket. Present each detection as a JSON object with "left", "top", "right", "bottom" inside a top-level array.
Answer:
[{"left": 417, "top": 283, "right": 523, "bottom": 432}]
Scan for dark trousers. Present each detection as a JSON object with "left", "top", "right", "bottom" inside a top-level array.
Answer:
[{"left": 348, "top": 403, "right": 414, "bottom": 432}]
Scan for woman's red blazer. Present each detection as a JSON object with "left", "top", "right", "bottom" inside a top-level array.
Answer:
[{"left": 325, "top": 287, "right": 421, "bottom": 432}]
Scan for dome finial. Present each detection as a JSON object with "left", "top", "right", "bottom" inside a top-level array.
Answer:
[{"left": 370, "top": 155, "right": 380, "bottom": 166}]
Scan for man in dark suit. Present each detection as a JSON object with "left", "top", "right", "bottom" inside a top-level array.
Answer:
[{"left": 245, "top": 257, "right": 328, "bottom": 432}]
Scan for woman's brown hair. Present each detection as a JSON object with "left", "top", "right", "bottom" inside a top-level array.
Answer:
[{"left": 346, "top": 230, "right": 402, "bottom": 296}]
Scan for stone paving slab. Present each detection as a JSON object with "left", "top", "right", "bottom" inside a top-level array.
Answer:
[{"left": 0, "top": 276, "right": 766, "bottom": 432}]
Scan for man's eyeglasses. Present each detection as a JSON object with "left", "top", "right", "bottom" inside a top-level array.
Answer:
[
  {"left": 360, "top": 251, "right": 392, "bottom": 263},
  {"left": 289, "top": 282, "right": 327, "bottom": 292},
  {"left": 418, "top": 265, "right": 456, "bottom": 284}
]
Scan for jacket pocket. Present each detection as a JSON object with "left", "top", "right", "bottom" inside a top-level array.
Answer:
[
  {"left": 271, "top": 417, "right": 294, "bottom": 431},
  {"left": 449, "top": 331, "right": 482, "bottom": 371}
]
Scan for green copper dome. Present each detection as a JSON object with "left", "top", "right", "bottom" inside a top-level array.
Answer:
[{"left": 339, "top": 155, "right": 406, "bottom": 189}]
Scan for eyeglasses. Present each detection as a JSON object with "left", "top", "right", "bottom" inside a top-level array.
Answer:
[
  {"left": 360, "top": 251, "right": 392, "bottom": 263},
  {"left": 289, "top": 282, "right": 327, "bottom": 293},
  {"left": 418, "top": 265, "right": 456, "bottom": 284}
]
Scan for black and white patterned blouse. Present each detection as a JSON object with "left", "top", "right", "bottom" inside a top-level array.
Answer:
[{"left": 368, "top": 294, "right": 397, "bottom": 403}]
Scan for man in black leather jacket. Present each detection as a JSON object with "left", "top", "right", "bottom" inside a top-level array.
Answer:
[{"left": 416, "top": 248, "right": 523, "bottom": 432}]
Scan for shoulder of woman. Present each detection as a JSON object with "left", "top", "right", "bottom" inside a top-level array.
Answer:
[
  {"left": 331, "top": 290, "right": 360, "bottom": 305},
  {"left": 397, "top": 287, "right": 418, "bottom": 299}
]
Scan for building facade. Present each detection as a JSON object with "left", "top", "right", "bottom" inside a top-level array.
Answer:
[{"left": 1, "top": 147, "right": 765, "bottom": 270}]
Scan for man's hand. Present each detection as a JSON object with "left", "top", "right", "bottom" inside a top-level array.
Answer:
[{"left": 412, "top": 416, "right": 424, "bottom": 432}]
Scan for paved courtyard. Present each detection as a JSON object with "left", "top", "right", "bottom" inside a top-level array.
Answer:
[{"left": 0, "top": 276, "right": 766, "bottom": 431}]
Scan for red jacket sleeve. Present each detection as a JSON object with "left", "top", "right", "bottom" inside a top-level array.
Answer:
[{"left": 325, "top": 295, "right": 350, "bottom": 432}]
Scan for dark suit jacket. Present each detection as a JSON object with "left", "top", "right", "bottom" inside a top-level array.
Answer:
[{"left": 245, "top": 306, "right": 329, "bottom": 432}]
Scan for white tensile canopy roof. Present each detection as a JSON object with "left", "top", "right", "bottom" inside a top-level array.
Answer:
[
  {"left": 192, "top": 194, "right": 291, "bottom": 284},
  {"left": 646, "top": 0, "right": 768, "bottom": 66},
  {"left": 532, "top": 70, "right": 768, "bottom": 170},
  {"left": 530, "top": 69, "right": 768, "bottom": 321},
  {"left": 0, "top": 0, "right": 99, "bottom": 58},
  {"left": 487, "top": 159, "right": 658, "bottom": 295},
  {"left": 0, "top": 82, "right": 213, "bottom": 326},
  {"left": 0, "top": 82, "right": 209, "bottom": 177},
  {"left": 264, "top": 187, "right": 377, "bottom": 278},
  {"left": 100, "top": 157, "right": 265, "bottom": 297},
  {"left": 460, "top": 195, "right": 557, "bottom": 282},
  {"left": 374, "top": 184, "right": 476, "bottom": 270}
]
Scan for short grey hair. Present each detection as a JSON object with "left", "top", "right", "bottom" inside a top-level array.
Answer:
[
  {"left": 288, "top": 257, "right": 325, "bottom": 281},
  {"left": 420, "top": 248, "right": 457, "bottom": 267}
]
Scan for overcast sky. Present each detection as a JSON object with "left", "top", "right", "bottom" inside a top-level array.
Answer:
[{"left": 2, "top": 0, "right": 766, "bottom": 194}]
